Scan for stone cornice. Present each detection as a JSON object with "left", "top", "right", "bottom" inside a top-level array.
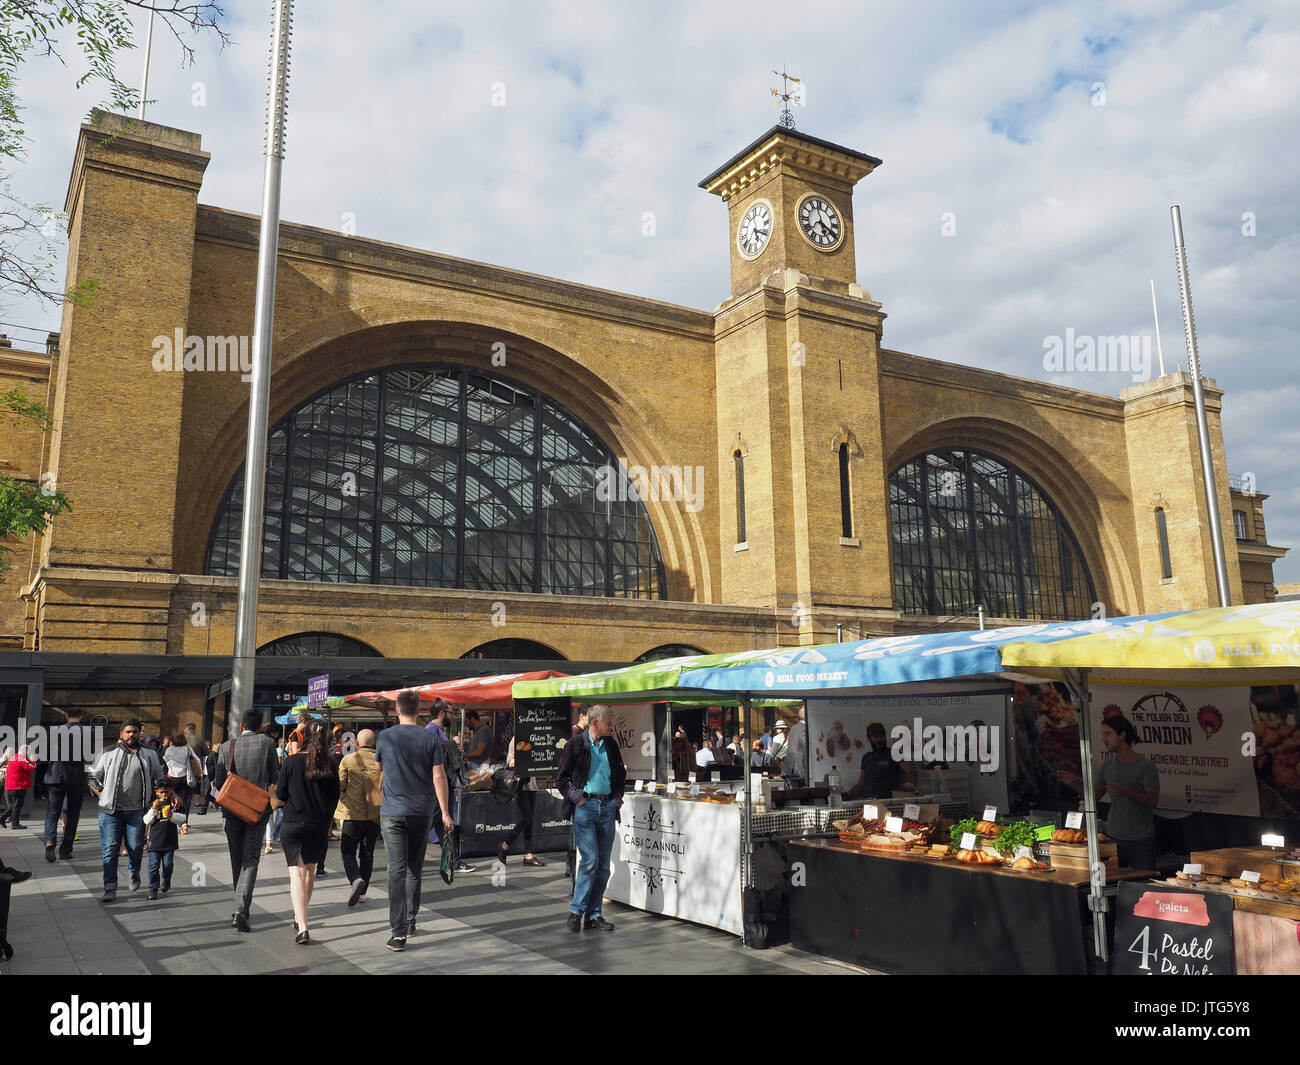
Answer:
[
  {"left": 700, "top": 127, "right": 882, "bottom": 202},
  {"left": 195, "top": 206, "right": 717, "bottom": 341}
]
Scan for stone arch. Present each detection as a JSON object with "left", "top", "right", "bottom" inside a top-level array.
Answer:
[
  {"left": 886, "top": 416, "right": 1138, "bottom": 615},
  {"left": 182, "top": 316, "right": 714, "bottom": 603}
]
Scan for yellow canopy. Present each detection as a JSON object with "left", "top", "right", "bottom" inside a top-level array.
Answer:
[{"left": 1001, "top": 601, "right": 1300, "bottom": 685}]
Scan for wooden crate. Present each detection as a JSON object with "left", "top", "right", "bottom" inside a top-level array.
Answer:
[
  {"left": 1189, "top": 847, "right": 1289, "bottom": 882},
  {"left": 1050, "top": 841, "right": 1118, "bottom": 874}
]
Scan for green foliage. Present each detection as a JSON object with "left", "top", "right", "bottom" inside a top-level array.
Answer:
[
  {"left": 0, "top": 384, "right": 70, "bottom": 578},
  {"left": 991, "top": 820, "right": 1037, "bottom": 857},
  {"left": 949, "top": 816, "right": 978, "bottom": 852}
]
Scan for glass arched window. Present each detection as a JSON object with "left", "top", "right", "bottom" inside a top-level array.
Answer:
[
  {"left": 634, "top": 643, "right": 709, "bottom": 663},
  {"left": 257, "top": 632, "right": 382, "bottom": 657},
  {"left": 1155, "top": 507, "right": 1172, "bottom": 579},
  {"left": 205, "top": 366, "right": 666, "bottom": 598},
  {"left": 734, "top": 451, "right": 746, "bottom": 543},
  {"left": 839, "top": 443, "right": 853, "bottom": 538},
  {"left": 460, "top": 639, "right": 566, "bottom": 660},
  {"left": 889, "top": 448, "right": 1095, "bottom": 620}
]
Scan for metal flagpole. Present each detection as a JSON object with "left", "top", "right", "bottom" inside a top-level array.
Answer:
[
  {"left": 1171, "top": 206, "right": 1231, "bottom": 608},
  {"left": 230, "top": 0, "right": 295, "bottom": 729},
  {"left": 138, "top": 8, "right": 155, "bottom": 120},
  {"left": 1149, "top": 280, "right": 1166, "bottom": 377}
]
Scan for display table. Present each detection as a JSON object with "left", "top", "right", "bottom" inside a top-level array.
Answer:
[
  {"left": 457, "top": 789, "right": 572, "bottom": 859},
  {"left": 788, "top": 839, "right": 1155, "bottom": 974},
  {"left": 604, "top": 792, "right": 743, "bottom": 935}
]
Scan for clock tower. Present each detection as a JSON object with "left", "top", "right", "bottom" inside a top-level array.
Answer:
[
  {"left": 699, "top": 126, "right": 882, "bottom": 298},
  {"left": 704, "top": 125, "right": 893, "bottom": 629}
]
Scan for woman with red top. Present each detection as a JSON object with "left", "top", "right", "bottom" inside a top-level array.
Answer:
[{"left": 1, "top": 745, "right": 38, "bottom": 830}]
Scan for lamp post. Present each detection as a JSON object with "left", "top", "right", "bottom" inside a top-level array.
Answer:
[{"left": 230, "top": 0, "right": 294, "bottom": 727}]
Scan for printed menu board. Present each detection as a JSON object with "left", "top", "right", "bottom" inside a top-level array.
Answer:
[{"left": 513, "top": 698, "right": 572, "bottom": 775}]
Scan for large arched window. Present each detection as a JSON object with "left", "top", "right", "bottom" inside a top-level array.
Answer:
[
  {"left": 889, "top": 448, "right": 1095, "bottom": 620},
  {"left": 257, "top": 632, "right": 382, "bottom": 657},
  {"left": 460, "top": 639, "right": 566, "bottom": 660},
  {"left": 205, "top": 366, "right": 666, "bottom": 598}
]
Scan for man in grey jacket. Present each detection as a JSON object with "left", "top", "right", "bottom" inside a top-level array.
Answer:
[
  {"left": 88, "top": 719, "right": 159, "bottom": 902},
  {"left": 211, "top": 708, "right": 279, "bottom": 932}
]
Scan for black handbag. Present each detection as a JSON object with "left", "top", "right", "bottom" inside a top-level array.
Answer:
[{"left": 491, "top": 768, "right": 519, "bottom": 801}]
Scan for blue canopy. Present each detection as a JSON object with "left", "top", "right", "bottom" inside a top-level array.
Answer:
[{"left": 677, "top": 613, "right": 1180, "bottom": 697}]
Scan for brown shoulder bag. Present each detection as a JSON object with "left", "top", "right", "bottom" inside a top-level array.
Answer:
[{"left": 213, "top": 733, "right": 271, "bottom": 824}]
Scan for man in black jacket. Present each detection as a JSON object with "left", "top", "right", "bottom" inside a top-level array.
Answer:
[
  {"left": 43, "top": 708, "right": 90, "bottom": 862},
  {"left": 556, "top": 704, "right": 625, "bottom": 933}
]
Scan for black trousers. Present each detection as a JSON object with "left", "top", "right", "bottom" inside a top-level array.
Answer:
[
  {"left": 340, "top": 820, "right": 380, "bottom": 886},
  {"left": 44, "top": 784, "right": 84, "bottom": 852},
  {"left": 2, "top": 790, "right": 27, "bottom": 827},
  {"left": 504, "top": 788, "right": 537, "bottom": 851}
]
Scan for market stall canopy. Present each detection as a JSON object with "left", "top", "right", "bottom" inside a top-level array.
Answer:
[
  {"left": 1001, "top": 601, "right": 1300, "bottom": 685},
  {"left": 669, "top": 614, "right": 1177, "bottom": 699},
  {"left": 288, "top": 696, "right": 353, "bottom": 712},
  {"left": 510, "top": 652, "right": 803, "bottom": 706},
  {"left": 348, "top": 669, "right": 571, "bottom": 710}
]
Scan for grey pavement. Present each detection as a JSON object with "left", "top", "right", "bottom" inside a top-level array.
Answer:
[{"left": 0, "top": 797, "right": 857, "bottom": 976}]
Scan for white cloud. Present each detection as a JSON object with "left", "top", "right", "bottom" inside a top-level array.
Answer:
[{"left": 4, "top": 0, "right": 1295, "bottom": 582}]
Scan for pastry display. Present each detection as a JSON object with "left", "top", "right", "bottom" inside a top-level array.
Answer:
[
  {"left": 1051, "top": 828, "right": 1111, "bottom": 844},
  {"left": 976, "top": 820, "right": 1001, "bottom": 836}
]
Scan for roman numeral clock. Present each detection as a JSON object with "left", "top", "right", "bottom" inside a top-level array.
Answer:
[{"left": 796, "top": 194, "right": 844, "bottom": 250}]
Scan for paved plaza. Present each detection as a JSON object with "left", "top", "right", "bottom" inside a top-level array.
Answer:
[{"left": 0, "top": 797, "right": 855, "bottom": 977}]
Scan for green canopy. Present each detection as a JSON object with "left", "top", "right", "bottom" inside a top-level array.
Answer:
[{"left": 511, "top": 649, "right": 801, "bottom": 706}]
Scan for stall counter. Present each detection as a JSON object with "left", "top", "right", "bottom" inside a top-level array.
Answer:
[{"left": 604, "top": 792, "right": 744, "bottom": 935}]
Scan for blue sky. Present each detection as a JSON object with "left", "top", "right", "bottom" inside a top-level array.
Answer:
[{"left": 4, "top": 0, "right": 1297, "bottom": 587}]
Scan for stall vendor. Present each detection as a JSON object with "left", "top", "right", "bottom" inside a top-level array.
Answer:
[
  {"left": 1096, "top": 714, "right": 1159, "bottom": 870},
  {"left": 847, "top": 721, "right": 916, "bottom": 798}
]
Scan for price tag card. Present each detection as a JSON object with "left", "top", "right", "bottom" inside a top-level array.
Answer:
[
  {"left": 903, "top": 803, "right": 920, "bottom": 821},
  {"left": 1065, "top": 811, "right": 1084, "bottom": 829},
  {"left": 688, "top": 784, "right": 700, "bottom": 797},
  {"left": 864, "top": 804, "right": 880, "bottom": 821},
  {"left": 982, "top": 806, "right": 998, "bottom": 823},
  {"left": 961, "top": 832, "right": 977, "bottom": 851},
  {"left": 1014, "top": 846, "right": 1033, "bottom": 860},
  {"left": 688, "top": 772, "right": 696, "bottom": 783},
  {"left": 885, "top": 816, "right": 904, "bottom": 834},
  {"left": 1262, "top": 833, "right": 1285, "bottom": 848},
  {"left": 1241, "top": 870, "right": 1261, "bottom": 884},
  {"left": 1182, "top": 863, "right": 1202, "bottom": 876},
  {"left": 634, "top": 780, "right": 644, "bottom": 792},
  {"left": 666, "top": 781, "right": 679, "bottom": 793}
]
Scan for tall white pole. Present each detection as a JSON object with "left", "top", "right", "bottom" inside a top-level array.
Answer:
[
  {"left": 138, "top": 8, "right": 155, "bottom": 120},
  {"left": 1171, "top": 206, "right": 1231, "bottom": 608},
  {"left": 231, "top": 0, "right": 294, "bottom": 727},
  {"left": 1149, "top": 279, "right": 1166, "bottom": 377}
]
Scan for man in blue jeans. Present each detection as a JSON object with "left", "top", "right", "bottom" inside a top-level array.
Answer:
[
  {"left": 557, "top": 705, "right": 626, "bottom": 932},
  {"left": 87, "top": 719, "right": 158, "bottom": 903},
  {"left": 375, "top": 689, "right": 455, "bottom": 952}
]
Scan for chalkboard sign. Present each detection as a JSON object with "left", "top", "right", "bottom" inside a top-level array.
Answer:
[
  {"left": 1114, "top": 882, "right": 1234, "bottom": 975},
  {"left": 513, "top": 698, "right": 572, "bottom": 775}
]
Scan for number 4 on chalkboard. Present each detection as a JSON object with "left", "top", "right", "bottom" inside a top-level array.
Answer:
[{"left": 1127, "top": 925, "right": 1157, "bottom": 972}]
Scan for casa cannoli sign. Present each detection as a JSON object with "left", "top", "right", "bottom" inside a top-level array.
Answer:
[{"left": 622, "top": 802, "right": 686, "bottom": 895}]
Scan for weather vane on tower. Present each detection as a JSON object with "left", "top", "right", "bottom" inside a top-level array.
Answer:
[{"left": 771, "top": 66, "right": 803, "bottom": 129}]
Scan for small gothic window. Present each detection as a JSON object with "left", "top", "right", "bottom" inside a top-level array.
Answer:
[
  {"left": 1155, "top": 507, "right": 1173, "bottom": 579},
  {"left": 734, "top": 451, "right": 747, "bottom": 543},
  {"left": 839, "top": 443, "right": 853, "bottom": 538}
]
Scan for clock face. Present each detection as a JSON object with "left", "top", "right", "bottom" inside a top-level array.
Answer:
[
  {"left": 737, "top": 199, "right": 773, "bottom": 259},
  {"left": 797, "top": 194, "right": 844, "bottom": 250}
]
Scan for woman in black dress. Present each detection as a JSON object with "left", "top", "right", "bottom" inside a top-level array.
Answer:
[{"left": 276, "top": 720, "right": 340, "bottom": 944}]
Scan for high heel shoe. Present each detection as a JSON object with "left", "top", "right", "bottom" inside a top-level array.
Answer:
[{"left": 295, "top": 929, "right": 309, "bottom": 945}]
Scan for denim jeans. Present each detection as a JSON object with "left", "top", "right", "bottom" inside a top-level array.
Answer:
[
  {"left": 570, "top": 797, "right": 617, "bottom": 918},
  {"left": 45, "top": 785, "right": 84, "bottom": 853},
  {"left": 264, "top": 806, "right": 284, "bottom": 846},
  {"left": 147, "top": 849, "right": 175, "bottom": 891},
  {"left": 98, "top": 808, "right": 145, "bottom": 891},
  {"left": 382, "top": 814, "right": 432, "bottom": 938}
]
